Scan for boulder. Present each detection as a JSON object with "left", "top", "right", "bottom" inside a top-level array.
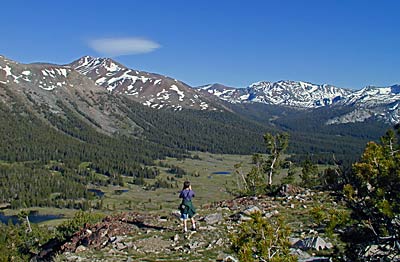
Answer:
[
  {"left": 290, "top": 248, "right": 311, "bottom": 259},
  {"left": 364, "top": 244, "right": 391, "bottom": 258},
  {"left": 204, "top": 213, "right": 223, "bottom": 225},
  {"left": 293, "top": 236, "right": 333, "bottom": 251},
  {"left": 172, "top": 234, "right": 179, "bottom": 242},
  {"left": 75, "top": 245, "right": 87, "bottom": 253},
  {"left": 279, "top": 184, "right": 303, "bottom": 196},
  {"left": 239, "top": 214, "right": 253, "bottom": 222},
  {"left": 264, "top": 210, "right": 279, "bottom": 218},
  {"left": 115, "top": 242, "right": 127, "bottom": 250},
  {"left": 224, "top": 255, "right": 238, "bottom": 262},
  {"left": 171, "top": 210, "right": 181, "bottom": 218},
  {"left": 243, "top": 206, "right": 261, "bottom": 216},
  {"left": 289, "top": 237, "right": 301, "bottom": 246}
]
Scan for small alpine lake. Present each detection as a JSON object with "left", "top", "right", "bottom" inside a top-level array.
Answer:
[
  {"left": 0, "top": 211, "right": 64, "bottom": 224},
  {"left": 211, "top": 171, "right": 231, "bottom": 175}
]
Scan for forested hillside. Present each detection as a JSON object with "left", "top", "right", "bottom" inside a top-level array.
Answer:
[{"left": 230, "top": 103, "right": 390, "bottom": 163}]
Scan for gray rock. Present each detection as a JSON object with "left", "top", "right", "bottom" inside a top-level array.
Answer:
[
  {"left": 243, "top": 206, "right": 261, "bottom": 216},
  {"left": 173, "top": 234, "right": 179, "bottom": 242},
  {"left": 75, "top": 245, "right": 87, "bottom": 253},
  {"left": 239, "top": 214, "right": 253, "bottom": 221},
  {"left": 171, "top": 210, "right": 181, "bottom": 218},
  {"left": 66, "top": 255, "right": 84, "bottom": 262},
  {"left": 293, "top": 236, "right": 332, "bottom": 251},
  {"left": 289, "top": 237, "right": 301, "bottom": 246},
  {"left": 224, "top": 255, "right": 238, "bottom": 262},
  {"left": 264, "top": 210, "right": 279, "bottom": 218},
  {"left": 114, "top": 236, "right": 124, "bottom": 243},
  {"left": 188, "top": 241, "right": 202, "bottom": 249},
  {"left": 173, "top": 245, "right": 184, "bottom": 251},
  {"left": 109, "top": 236, "right": 117, "bottom": 242},
  {"left": 364, "top": 244, "right": 392, "bottom": 258},
  {"left": 116, "top": 242, "right": 127, "bottom": 250},
  {"left": 325, "top": 242, "right": 333, "bottom": 249},
  {"left": 204, "top": 213, "right": 223, "bottom": 225},
  {"left": 215, "top": 238, "right": 224, "bottom": 246},
  {"left": 290, "top": 248, "right": 311, "bottom": 259}
]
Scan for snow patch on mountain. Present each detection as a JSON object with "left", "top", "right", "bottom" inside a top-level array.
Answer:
[
  {"left": 170, "top": 84, "right": 184, "bottom": 101},
  {"left": 70, "top": 56, "right": 218, "bottom": 111}
]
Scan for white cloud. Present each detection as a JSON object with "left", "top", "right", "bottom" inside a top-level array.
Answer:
[{"left": 88, "top": 37, "right": 161, "bottom": 57}]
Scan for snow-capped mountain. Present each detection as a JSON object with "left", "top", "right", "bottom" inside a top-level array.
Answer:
[
  {"left": 199, "top": 80, "right": 400, "bottom": 124},
  {"left": 1, "top": 54, "right": 399, "bottom": 125},
  {"left": 0, "top": 55, "right": 74, "bottom": 91},
  {"left": 70, "top": 56, "right": 219, "bottom": 111},
  {"left": 199, "top": 80, "right": 351, "bottom": 108},
  {"left": 327, "top": 85, "right": 400, "bottom": 124},
  {"left": 0, "top": 55, "right": 133, "bottom": 134},
  {"left": 246, "top": 81, "right": 352, "bottom": 108}
]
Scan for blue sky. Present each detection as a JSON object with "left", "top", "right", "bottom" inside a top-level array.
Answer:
[{"left": 1, "top": 0, "right": 399, "bottom": 89}]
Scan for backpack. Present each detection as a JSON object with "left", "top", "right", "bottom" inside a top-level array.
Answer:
[{"left": 179, "top": 203, "right": 186, "bottom": 211}]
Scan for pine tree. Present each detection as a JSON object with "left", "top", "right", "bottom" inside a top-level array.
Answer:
[
  {"left": 343, "top": 127, "right": 400, "bottom": 260},
  {"left": 264, "top": 132, "right": 289, "bottom": 186}
]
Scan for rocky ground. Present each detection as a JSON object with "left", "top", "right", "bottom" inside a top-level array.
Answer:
[{"left": 35, "top": 186, "right": 343, "bottom": 262}]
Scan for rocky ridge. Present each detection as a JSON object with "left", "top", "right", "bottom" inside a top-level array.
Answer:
[{"left": 35, "top": 188, "right": 345, "bottom": 262}]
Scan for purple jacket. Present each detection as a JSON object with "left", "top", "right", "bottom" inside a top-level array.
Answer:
[{"left": 179, "top": 189, "right": 195, "bottom": 202}]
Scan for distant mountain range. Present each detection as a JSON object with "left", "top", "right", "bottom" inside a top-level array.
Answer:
[
  {"left": 198, "top": 81, "right": 351, "bottom": 108},
  {"left": 68, "top": 56, "right": 400, "bottom": 125},
  {"left": 1, "top": 55, "right": 398, "bottom": 125},
  {"left": 198, "top": 81, "right": 400, "bottom": 124},
  {"left": 0, "top": 54, "right": 397, "bottom": 162}
]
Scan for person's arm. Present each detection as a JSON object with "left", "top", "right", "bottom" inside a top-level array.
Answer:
[{"left": 179, "top": 190, "right": 183, "bottom": 199}]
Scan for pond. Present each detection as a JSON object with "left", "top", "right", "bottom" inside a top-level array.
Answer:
[
  {"left": 88, "top": 188, "right": 105, "bottom": 197},
  {"left": 212, "top": 171, "right": 231, "bottom": 175},
  {"left": 0, "top": 211, "right": 64, "bottom": 224},
  {"left": 114, "top": 189, "right": 129, "bottom": 195}
]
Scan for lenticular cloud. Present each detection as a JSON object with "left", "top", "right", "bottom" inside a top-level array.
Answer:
[{"left": 88, "top": 37, "right": 161, "bottom": 57}]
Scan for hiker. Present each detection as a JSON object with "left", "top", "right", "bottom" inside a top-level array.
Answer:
[{"left": 179, "top": 181, "right": 196, "bottom": 232}]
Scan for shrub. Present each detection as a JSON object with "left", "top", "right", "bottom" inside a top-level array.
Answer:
[
  {"left": 231, "top": 212, "right": 297, "bottom": 262},
  {"left": 56, "top": 210, "right": 104, "bottom": 240}
]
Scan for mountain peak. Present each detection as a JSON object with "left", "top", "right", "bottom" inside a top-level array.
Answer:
[
  {"left": 69, "top": 57, "right": 220, "bottom": 111},
  {"left": 71, "top": 56, "right": 124, "bottom": 75}
]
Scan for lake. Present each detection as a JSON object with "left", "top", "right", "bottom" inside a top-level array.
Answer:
[
  {"left": 114, "top": 189, "right": 129, "bottom": 195},
  {"left": 212, "top": 171, "right": 231, "bottom": 175},
  {"left": 88, "top": 188, "right": 105, "bottom": 197},
  {"left": 0, "top": 211, "right": 64, "bottom": 224}
]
